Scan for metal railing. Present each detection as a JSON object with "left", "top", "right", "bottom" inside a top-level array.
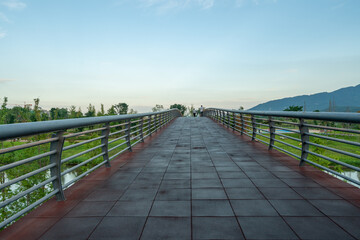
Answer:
[
  {"left": 0, "top": 109, "right": 181, "bottom": 228},
  {"left": 205, "top": 108, "right": 360, "bottom": 186}
]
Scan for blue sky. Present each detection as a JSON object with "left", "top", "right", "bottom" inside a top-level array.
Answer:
[{"left": 0, "top": 0, "right": 359, "bottom": 112}]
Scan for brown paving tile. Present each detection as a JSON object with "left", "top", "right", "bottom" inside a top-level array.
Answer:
[
  {"left": 0, "top": 217, "right": 59, "bottom": 240},
  {"left": 293, "top": 187, "right": 342, "bottom": 200}
]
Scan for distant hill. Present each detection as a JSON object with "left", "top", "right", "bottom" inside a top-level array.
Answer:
[{"left": 249, "top": 84, "right": 360, "bottom": 112}]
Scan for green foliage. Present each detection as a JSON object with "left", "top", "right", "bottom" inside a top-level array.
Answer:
[
  {"left": 85, "top": 104, "right": 96, "bottom": 117},
  {"left": 170, "top": 103, "right": 186, "bottom": 116},
  {"left": 113, "top": 103, "right": 128, "bottom": 115},
  {"left": 283, "top": 105, "right": 303, "bottom": 111},
  {"left": 152, "top": 104, "right": 164, "bottom": 112}
]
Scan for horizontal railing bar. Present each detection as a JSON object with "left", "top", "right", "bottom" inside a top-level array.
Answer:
[
  {"left": 306, "top": 150, "right": 360, "bottom": 171},
  {"left": 108, "top": 136, "right": 126, "bottom": 144},
  {"left": 63, "top": 161, "right": 107, "bottom": 189},
  {"left": 255, "top": 122, "right": 268, "bottom": 127},
  {"left": 0, "top": 110, "right": 179, "bottom": 141},
  {"left": 0, "top": 163, "right": 56, "bottom": 191},
  {"left": 272, "top": 145, "right": 301, "bottom": 159},
  {"left": 61, "top": 144, "right": 105, "bottom": 164},
  {"left": 109, "top": 147, "right": 130, "bottom": 161},
  {"left": 109, "top": 122, "right": 127, "bottom": 128},
  {"left": 61, "top": 152, "right": 106, "bottom": 176},
  {"left": 0, "top": 150, "right": 57, "bottom": 172},
  {"left": 273, "top": 138, "right": 302, "bottom": 151},
  {"left": 130, "top": 124, "right": 141, "bottom": 129},
  {"left": 303, "top": 123, "right": 360, "bottom": 134},
  {"left": 0, "top": 190, "right": 58, "bottom": 229},
  {"left": 305, "top": 133, "right": 360, "bottom": 147},
  {"left": 0, "top": 138, "right": 58, "bottom": 154},
  {"left": 255, "top": 132, "right": 270, "bottom": 139},
  {"left": 131, "top": 138, "right": 142, "bottom": 146},
  {"left": 306, "top": 141, "right": 360, "bottom": 160},
  {"left": 273, "top": 132, "right": 302, "bottom": 142},
  {"left": 274, "top": 126, "right": 300, "bottom": 134},
  {"left": 109, "top": 128, "right": 127, "bottom": 136},
  {"left": 207, "top": 108, "right": 360, "bottom": 123},
  {"left": 0, "top": 176, "right": 56, "bottom": 208},
  {"left": 271, "top": 119, "right": 300, "bottom": 125},
  {"left": 64, "top": 127, "right": 106, "bottom": 139},
  {"left": 63, "top": 135, "right": 105, "bottom": 151},
  {"left": 108, "top": 141, "right": 127, "bottom": 152}
]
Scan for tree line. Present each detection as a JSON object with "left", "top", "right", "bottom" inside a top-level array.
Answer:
[{"left": 0, "top": 97, "right": 192, "bottom": 125}]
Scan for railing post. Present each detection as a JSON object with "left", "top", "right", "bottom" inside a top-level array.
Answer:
[
  {"left": 156, "top": 114, "right": 160, "bottom": 131},
  {"left": 50, "top": 131, "right": 66, "bottom": 201},
  {"left": 251, "top": 115, "right": 256, "bottom": 141},
  {"left": 149, "top": 116, "right": 153, "bottom": 136},
  {"left": 268, "top": 117, "right": 275, "bottom": 150},
  {"left": 140, "top": 117, "right": 144, "bottom": 142},
  {"left": 232, "top": 112, "right": 236, "bottom": 131},
  {"left": 222, "top": 111, "right": 225, "bottom": 125},
  {"left": 240, "top": 113, "right": 244, "bottom": 135},
  {"left": 299, "top": 118, "right": 309, "bottom": 166},
  {"left": 101, "top": 123, "right": 111, "bottom": 167},
  {"left": 227, "top": 111, "right": 230, "bottom": 128},
  {"left": 125, "top": 119, "right": 132, "bottom": 152}
]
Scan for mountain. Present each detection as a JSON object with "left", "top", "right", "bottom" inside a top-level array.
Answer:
[{"left": 249, "top": 84, "right": 360, "bottom": 112}]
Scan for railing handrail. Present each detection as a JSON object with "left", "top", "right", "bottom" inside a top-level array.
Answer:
[
  {"left": 205, "top": 107, "right": 360, "bottom": 186},
  {"left": 0, "top": 109, "right": 180, "bottom": 141},
  {"left": 207, "top": 108, "right": 360, "bottom": 123}
]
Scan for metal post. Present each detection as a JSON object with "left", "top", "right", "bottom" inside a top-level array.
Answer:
[
  {"left": 299, "top": 118, "right": 309, "bottom": 166},
  {"left": 149, "top": 116, "right": 153, "bottom": 136},
  {"left": 232, "top": 112, "right": 236, "bottom": 131},
  {"left": 125, "top": 119, "right": 132, "bottom": 152},
  {"left": 140, "top": 117, "right": 144, "bottom": 142},
  {"left": 50, "top": 131, "right": 66, "bottom": 201},
  {"left": 240, "top": 114, "right": 244, "bottom": 135},
  {"left": 227, "top": 111, "right": 230, "bottom": 128},
  {"left": 268, "top": 117, "right": 275, "bottom": 150},
  {"left": 251, "top": 115, "right": 256, "bottom": 141},
  {"left": 101, "top": 123, "right": 111, "bottom": 167},
  {"left": 156, "top": 114, "right": 160, "bottom": 131},
  {"left": 222, "top": 111, "right": 225, "bottom": 125}
]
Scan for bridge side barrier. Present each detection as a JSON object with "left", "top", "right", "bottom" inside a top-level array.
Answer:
[
  {"left": 205, "top": 108, "right": 360, "bottom": 186},
  {"left": 0, "top": 109, "right": 181, "bottom": 229}
]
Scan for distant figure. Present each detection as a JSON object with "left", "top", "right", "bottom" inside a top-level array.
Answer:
[
  {"left": 199, "top": 105, "right": 204, "bottom": 117},
  {"left": 193, "top": 109, "right": 197, "bottom": 117}
]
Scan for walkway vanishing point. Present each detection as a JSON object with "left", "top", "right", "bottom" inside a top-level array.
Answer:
[{"left": 1, "top": 117, "right": 360, "bottom": 240}]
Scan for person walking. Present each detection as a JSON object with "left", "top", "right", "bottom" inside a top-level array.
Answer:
[
  {"left": 193, "top": 108, "right": 197, "bottom": 117},
  {"left": 199, "top": 105, "right": 204, "bottom": 117}
]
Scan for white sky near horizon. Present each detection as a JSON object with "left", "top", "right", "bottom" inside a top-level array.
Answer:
[{"left": 0, "top": 0, "right": 359, "bottom": 113}]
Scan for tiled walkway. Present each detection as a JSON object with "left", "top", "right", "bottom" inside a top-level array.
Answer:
[{"left": 1, "top": 117, "right": 360, "bottom": 239}]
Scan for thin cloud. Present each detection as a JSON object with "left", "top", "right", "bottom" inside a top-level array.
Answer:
[
  {"left": 0, "top": 28, "right": 6, "bottom": 39},
  {"left": 0, "top": 12, "right": 10, "bottom": 23},
  {"left": 0, "top": 79, "right": 14, "bottom": 83},
  {"left": 2, "top": 0, "right": 26, "bottom": 10}
]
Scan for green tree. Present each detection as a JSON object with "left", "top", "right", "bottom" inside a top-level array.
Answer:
[
  {"left": 170, "top": 103, "right": 186, "bottom": 116},
  {"left": 283, "top": 105, "right": 303, "bottom": 111},
  {"left": 85, "top": 104, "right": 96, "bottom": 117},
  {"left": 97, "top": 104, "right": 105, "bottom": 116},
  {"left": 113, "top": 103, "right": 128, "bottom": 115},
  {"left": 152, "top": 104, "right": 164, "bottom": 112},
  {"left": 128, "top": 109, "right": 138, "bottom": 114},
  {"left": 107, "top": 105, "right": 116, "bottom": 115}
]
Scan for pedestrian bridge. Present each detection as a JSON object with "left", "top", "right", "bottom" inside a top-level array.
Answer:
[{"left": 0, "top": 110, "right": 360, "bottom": 239}]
